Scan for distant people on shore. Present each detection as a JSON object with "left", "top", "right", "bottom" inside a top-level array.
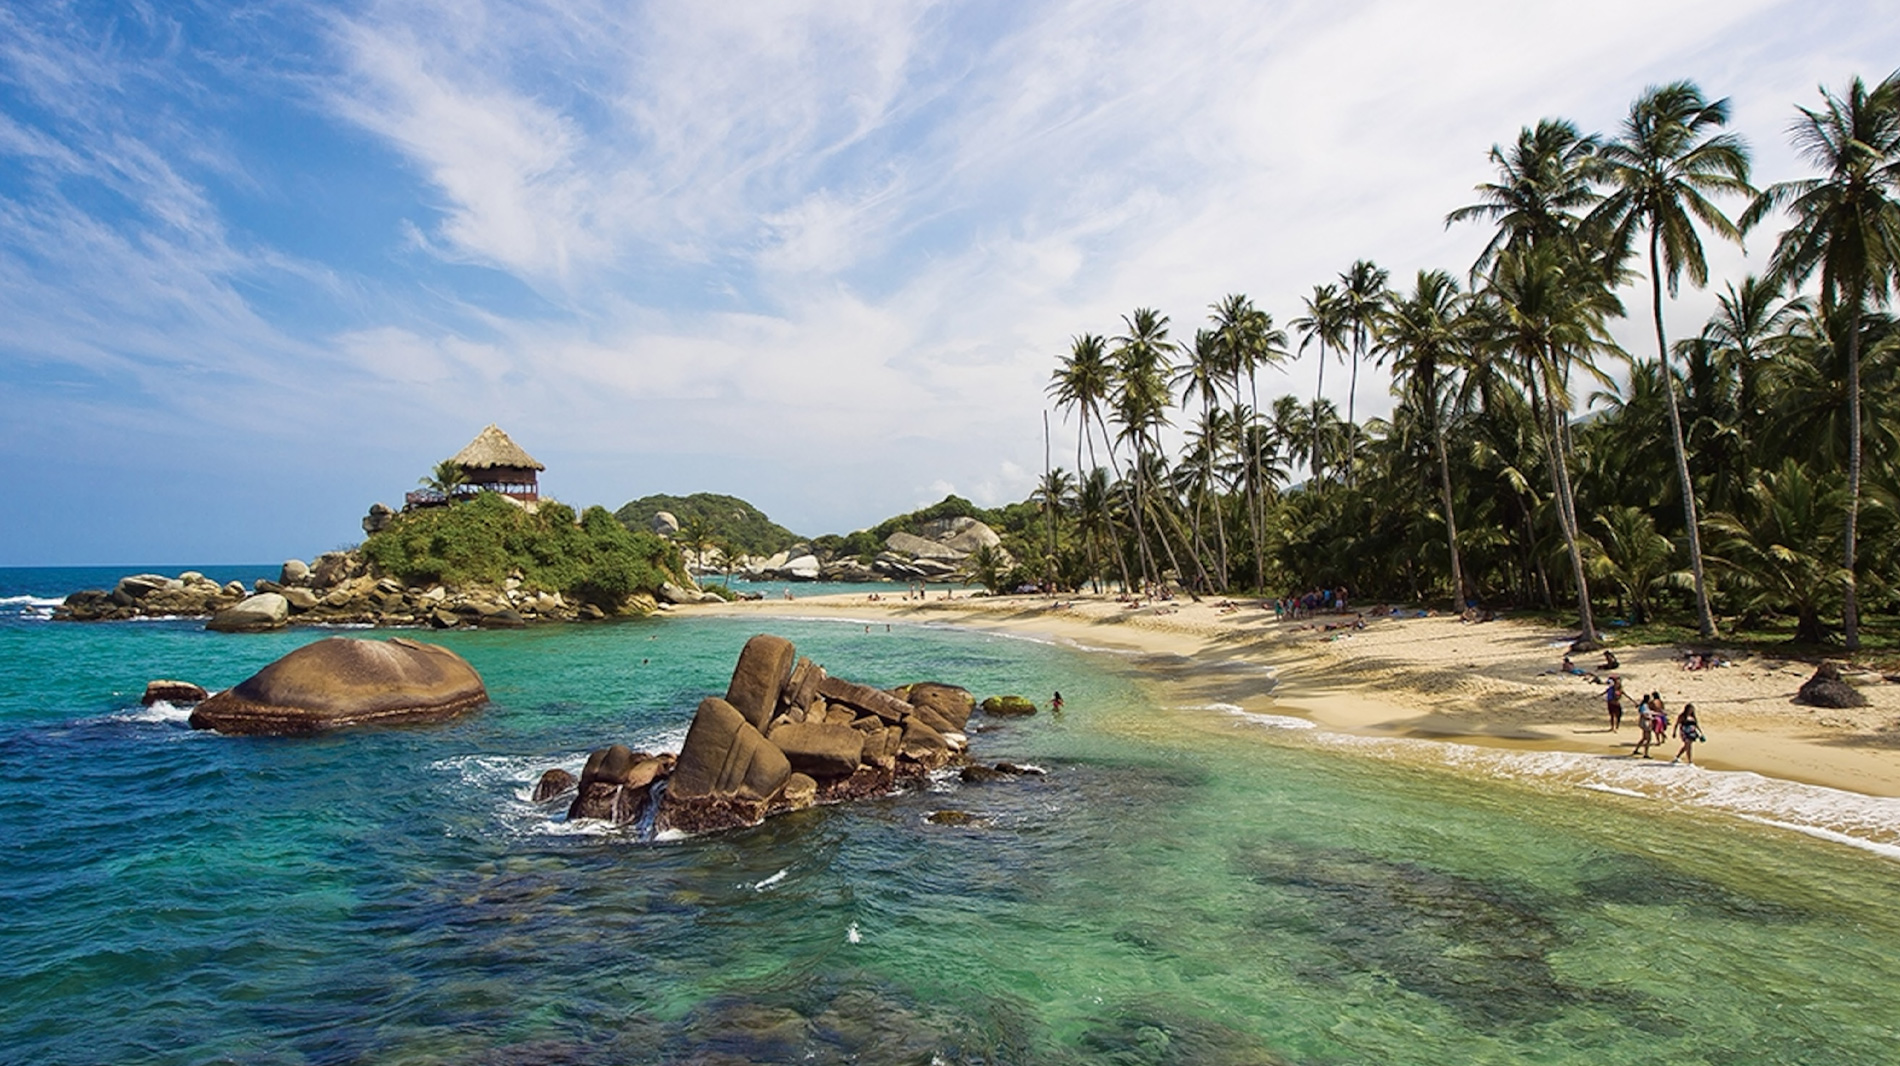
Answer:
[{"left": 1605, "top": 676, "right": 1625, "bottom": 731}]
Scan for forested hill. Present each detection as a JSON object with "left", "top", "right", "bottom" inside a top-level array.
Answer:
[{"left": 614, "top": 493, "right": 803, "bottom": 558}]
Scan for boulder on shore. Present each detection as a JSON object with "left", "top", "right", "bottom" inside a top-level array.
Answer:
[
  {"left": 1795, "top": 662, "right": 1869, "bottom": 709},
  {"left": 188, "top": 636, "right": 487, "bottom": 735},
  {"left": 207, "top": 593, "right": 290, "bottom": 633}
]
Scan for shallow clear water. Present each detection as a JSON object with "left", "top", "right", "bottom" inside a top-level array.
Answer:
[{"left": 2, "top": 568, "right": 1897, "bottom": 1064}]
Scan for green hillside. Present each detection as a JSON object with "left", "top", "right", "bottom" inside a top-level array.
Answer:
[{"left": 614, "top": 493, "right": 803, "bottom": 558}]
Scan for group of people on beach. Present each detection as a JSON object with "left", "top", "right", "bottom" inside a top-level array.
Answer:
[
  {"left": 1602, "top": 674, "right": 1705, "bottom": 764},
  {"left": 1274, "top": 586, "right": 1349, "bottom": 620}
]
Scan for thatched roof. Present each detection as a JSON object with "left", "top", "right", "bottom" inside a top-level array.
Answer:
[{"left": 450, "top": 425, "right": 545, "bottom": 471}]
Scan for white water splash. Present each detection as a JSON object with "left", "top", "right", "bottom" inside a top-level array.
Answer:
[
  {"left": 749, "top": 869, "right": 788, "bottom": 892},
  {"left": 846, "top": 922, "right": 861, "bottom": 944}
]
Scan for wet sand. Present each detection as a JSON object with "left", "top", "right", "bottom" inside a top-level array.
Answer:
[{"left": 688, "top": 590, "right": 1900, "bottom": 799}]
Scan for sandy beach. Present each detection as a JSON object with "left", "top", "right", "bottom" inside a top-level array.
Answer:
[{"left": 689, "top": 590, "right": 1900, "bottom": 799}]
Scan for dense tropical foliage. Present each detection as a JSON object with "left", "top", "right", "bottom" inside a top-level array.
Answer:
[{"left": 1006, "top": 73, "right": 1900, "bottom": 650}]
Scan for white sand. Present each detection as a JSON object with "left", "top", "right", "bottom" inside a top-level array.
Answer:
[{"left": 685, "top": 590, "right": 1900, "bottom": 798}]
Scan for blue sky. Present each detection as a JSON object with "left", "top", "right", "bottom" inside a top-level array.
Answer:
[{"left": 2, "top": 0, "right": 1895, "bottom": 565}]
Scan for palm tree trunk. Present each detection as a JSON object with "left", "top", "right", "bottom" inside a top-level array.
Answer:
[
  {"left": 1537, "top": 348, "right": 1599, "bottom": 643},
  {"left": 1311, "top": 342, "right": 1328, "bottom": 484},
  {"left": 1246, "top": 367, "right": 1266, "bottom": 590},
  {"left": 1092, "top": 408, "right": 1138, "bottom": 595},
  {"left": 1650, "top": 235, "right": 1717, "bottom": 640},
  {"left": 1432, "top": 414, "right": 1466, "bottom": 608},
  {"left": 1842, "top": 280, "right": 1864, "bottom": 651},
  {"left": 1345, "top": 329, "right": 1362, "bottom": 488}
]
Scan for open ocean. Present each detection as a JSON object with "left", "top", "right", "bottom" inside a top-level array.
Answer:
[{"left": 2, "top": 566, "right": 1898, "bottom": 1065}]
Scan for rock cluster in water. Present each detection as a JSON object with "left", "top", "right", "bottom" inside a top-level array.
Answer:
[
  {"left": 535, "top": 633, "right": 1011, "bottom": 835},
  {"left": 56, "top": 552, "right": 638, "bottom": 630},
  {"left": 185, "top": 636, "right": 489, "bottom": 735}
]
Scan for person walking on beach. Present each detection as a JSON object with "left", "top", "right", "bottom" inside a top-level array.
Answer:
[
  {"left": 1632, "top": 694, "right": 1658, "bottom": 757},
  {"left": 1605, "top": 676, "right": 1625, "bottom": 731},
  {"left": 1672, "top": 703, "right": 1703, "bottom": 764}
]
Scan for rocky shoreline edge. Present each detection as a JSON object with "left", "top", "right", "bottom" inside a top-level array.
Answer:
[{"left": 50, "top": 550, "right": 728, "bottom": 631}]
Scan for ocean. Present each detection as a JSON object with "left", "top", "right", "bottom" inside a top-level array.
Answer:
[{"left": 2, "top": 566, "right": 1897, "bottom": 1064}]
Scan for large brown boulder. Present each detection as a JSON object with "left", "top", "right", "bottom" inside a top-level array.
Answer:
[
  {"left": 188, "top": 637, "right": 487, "bottom": 735},
  {"left": 818, "top": 676, "right": 914, "bottom": 723},
  {"left": 769, "top": 721, "right": 866, "bottom": 779},
  {"left": 1795, "top": 662, "right": 1869, "bottom": 708},
  {"left": 726, "top": 635, "right": 798, "bottom": 729},
  {"left": 655, "top": 697, "right": 792, "bottom": 833},
  {"left": 895, "top": 683, "right": 975, "bottom": 731}
]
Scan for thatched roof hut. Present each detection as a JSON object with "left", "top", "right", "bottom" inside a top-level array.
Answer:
[{"left": 450, "top": 424, "right": 544, "bottom": 500}]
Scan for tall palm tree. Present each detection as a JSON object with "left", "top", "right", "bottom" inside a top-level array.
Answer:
[
  {"left": 1338, "top": 260, "right": 1390, "bottom": 487},
  {"left": 1591, "top": 80, "right": 1754, "bottom": 641},
  {"left": 1377, "top": 269, "right": 1473, "bottom": 606},
  {"left": 1049, "top": 334, "right": 1115, "bottom": 489},
  {"left": 1210, "top": 293, "right": 1286, "bottom": 589},
  {"left": 1741, "top": 70, "right": 1900, "bottom": 651},
  {"left": 1446, "top": 118, "right": 1604, "bottom": 277},
  {"left": 1112, "top": 308, "right": 1179, "bottom": 588},
  {"left": 1173, "top": 328, "right": 1231, "bottom": 589},
  {"left": 1292, "top": 284, "right": 1347, "bottom": 485},
  {"left": 1481, "top": 242, "right": 1624, "bottom": 643}
]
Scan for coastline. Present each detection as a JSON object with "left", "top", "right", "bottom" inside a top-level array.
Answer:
[{"left": 683, "top": 590, "right": 1900, "bottom": 801}]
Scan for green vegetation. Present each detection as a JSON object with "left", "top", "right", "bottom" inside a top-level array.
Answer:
[
  {"left": 363, "top": 491, "right": 682, "bottom": 607},
  {"left": 1021, "top": 72, "right": 1900, "bottom": 657},
  {"left": 614, "top": 493, "right": 802, "bottom": 558}
]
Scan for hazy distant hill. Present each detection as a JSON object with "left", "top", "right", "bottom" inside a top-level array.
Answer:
[{"left": 614, "top": 493, "right": 803, "bottom": 558}]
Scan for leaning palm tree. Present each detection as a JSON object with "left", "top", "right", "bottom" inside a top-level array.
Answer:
[
  {"left": 1112, "top": 308, "right": 1178, "bottom": 588},
  {"left": 1377, "top": 269, "right": 1473, "bottom": 606},
  {"left": 1292, "top": 284, "right": 1347, "bottom": 485},
  {"left": 1173, "top": 328, "right": 1232, "bottom": 589},
  {"left": 1741, "top": 70, "right": 1900, "bottom": 651},
  {"left": 1590, "top": 80, "right": 1754, "bottom": 641},
  {"left": 1337, "top": 259, "right": 1390, "bottom": 487},
  {"left": 1480, "top": 242, "right": 1624, "bottom": 643}
]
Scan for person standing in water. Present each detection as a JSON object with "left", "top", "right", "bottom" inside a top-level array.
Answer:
[
  {"left": 1051, "top": 691, "right": 1064, "bottom": 713},
  {"left": 1672, "top": 703, "right": 1703, "bottom": 764}
]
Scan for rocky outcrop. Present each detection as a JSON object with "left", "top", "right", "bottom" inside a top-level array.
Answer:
[
  {"left": 142, "top": 679, "right": 209, "bottom": 706},
  {"left": 187, "top": 636, "right": 488, "bottom": 735},
  {"left": 980, "top": 694, "right": 1038, "bottom": 716},
  {"left": 207, "top": 593, "right": 290, "bottom": 632},
  {"left": 1795, "top": 662, "right": 1870, "bottom": 709},
  {"left": 56, "top": 552, "right": 656, "bottom": 628},
  {"left": 545, "top": 635, "right": 998, "bottom": 837}
]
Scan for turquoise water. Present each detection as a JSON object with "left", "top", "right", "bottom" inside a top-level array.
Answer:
[{"left": 2, "top": 568, "right": 1898, "bottom": 1064}]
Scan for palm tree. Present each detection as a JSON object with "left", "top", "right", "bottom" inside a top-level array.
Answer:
[
  {"left": 1591, "top": 80, "right": 1754, "bottom": 641},
  {"left": 1446, "top": 118, "right": 1604, "bottom": 277},
  {"left": 1707, "top": 459, "right": 1850, "bottom": 644},
  {"left": 1049, "top": 334, "right": 1116, "bottom": 487},
  {"left": 419, "top": 459, "right": 467, "bottom": 499},
  {"left": 1075, "top": 466, "right": 1121, "bottom": 593},
  {"left": 1480, "top": 242, "right": 1624, "bottom": 643},
  {"left": 1033, "top": 467, "right": 1074, "bottom": 589},
  {"left": 1112, "top": 308, "right": 1179, "bottom": 588},
  {"left": 1292, "top": 284, "right": 1347, "bottom": 485},
  {"left": 1210, "top": 293, "right": 1286, "bottom": 589},
  {"left": 1585, "top": 505, "right": 1680, "bottom": 624},
  {"left": 1378, "top": 269, "right": 1473, "bottom": 606},
  {"left": 1338, "top": 259, "right": 1390, "bottom": 487},
  {"left": 1173, "top": 328, "right": 1232, "bottom": 589},
  {"left": 1741, "top": 70, "right": 1900, "bottom": 651}
]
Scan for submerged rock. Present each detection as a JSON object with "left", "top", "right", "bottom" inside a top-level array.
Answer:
[
  {"left": 980, "top": 694, "right": 1037, "bottom": 716},
  {"left": 532, "top": 768, "right": 577, "bottom": 803},
  {"left": 188, "top": 636, "right": 487, "bottom": 735},
  {"left": 141, "top": 679, "right": 209, "bottom": 706}
]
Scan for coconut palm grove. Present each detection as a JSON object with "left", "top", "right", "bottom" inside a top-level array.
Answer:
[{"left": 1003, "top": 73, "right": 1900, "bottom": 655}]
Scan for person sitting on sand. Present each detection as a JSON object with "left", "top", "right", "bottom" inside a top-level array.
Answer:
[
  {"left": 1600, "top": 650, "right": 1619, "bottom": 671},
  {"left": 1672, "top": 703, "right": 1703, "bottom": 764}
]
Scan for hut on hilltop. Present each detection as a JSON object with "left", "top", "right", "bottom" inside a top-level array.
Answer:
[{"left": 450, "top": 424, "right": 545, "bottom": 501}]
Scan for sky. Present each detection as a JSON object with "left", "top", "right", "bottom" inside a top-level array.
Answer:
[{"left": 2, "top": 0, "right": 1896, "bottom": 565}]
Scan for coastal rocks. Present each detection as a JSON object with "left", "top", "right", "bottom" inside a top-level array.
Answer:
[
  {"left": 142, "top": 679, "right": 209, "bottom": 706},
  {"left": 363, "top": 502, "right": 396, "bottom": 535},
  {"left": 280, "top": 559, "right": 311, "bottom": 586},
  {"left": 207, "top": 593, "right": 290, "bottom": 632},
  {"left": 980, "top": 695, "right": 1038, "bottom": 716},
  {"left": 657, "top": 581, "right": 724, "bottom": 606},
  {"left": 532, "top": 768, "right": 577, "bottom": 802},
  {"left": 554, "top": 635, "right": 996, "bottom": 836},
  {"left": 187, "top": 636, "right": 488, "bottom": 735},
  {"left": 1795, "top": 662, "right": 1869, "bottom": 709}
]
